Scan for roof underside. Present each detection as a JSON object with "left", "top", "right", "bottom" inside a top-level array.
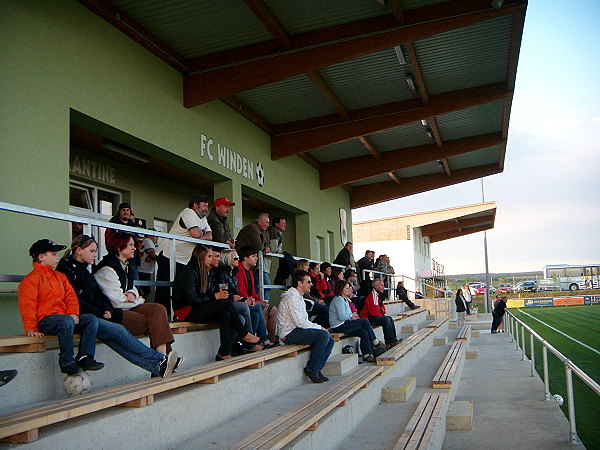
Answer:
[{"left": 80, "top": 0, "right": 527, "bottom": 208}]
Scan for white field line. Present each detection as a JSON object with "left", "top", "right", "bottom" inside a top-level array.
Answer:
[{"left": 517, "top": 308, "right": 600, "bottom": 356}]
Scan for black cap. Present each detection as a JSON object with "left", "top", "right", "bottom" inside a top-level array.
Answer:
[
  {"left": 118, "top": 202, "right": 131, "bottom": 211},
  {"left": 29, "top": 239, "right": 66, "bottom": 257}
]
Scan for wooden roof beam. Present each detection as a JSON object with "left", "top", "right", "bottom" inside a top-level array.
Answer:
[
  {"left": 221, "top": 96, "right": 273, "bottom": 135},
  {"left": 320, "top": 132, "right": 503, "bottom": 189},
  {"left": 306, "top": 71, "right": 351, "bottom": 120},
  {"left": 350, "top": 163, "right": 502, "bottom": 208},
  {"left": 429, "top": 223, "right": 494, "bottom": 244},
  {"left": 421, "top": 215, "right": 495, "bottom": 237},
  {"left": 273, "top": 82, "right": 509, "bottom": 160},
  {"left": 388, "top": 172, "right": 402, "bottom": 185},
  {"left": 183, "top": 3, "right": 524, "bottom": 108},
  {"left": 243, "top": 0, "right": 292, "bottom": 48}
]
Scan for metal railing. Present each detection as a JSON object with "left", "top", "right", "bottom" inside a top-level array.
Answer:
[{"left": 506, "top": 310, "right": 600, "bottom": 445}]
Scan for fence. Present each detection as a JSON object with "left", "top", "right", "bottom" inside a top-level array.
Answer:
[{"left": 505, "top": 310, "right": 600, "bottom": 445}]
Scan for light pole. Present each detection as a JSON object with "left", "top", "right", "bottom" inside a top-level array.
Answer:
[{"left": 482, "top": 179, "right": 491, "bottom": 313}]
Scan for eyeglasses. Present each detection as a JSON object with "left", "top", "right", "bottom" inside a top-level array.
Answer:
[{"left": 232, "top": 256, "right": 240, "bottom": 260}]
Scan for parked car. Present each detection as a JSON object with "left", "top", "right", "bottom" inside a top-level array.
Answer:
[
  {"left": 521, "top": 281, "right": 537, "bottom": 292},
  {"left": 473, "top": 284, "right": 496, "bottom": 295},
  {"left": 513, "top": 282, "right": 524, "bottom": 292},
  {"left": 498, "top": 283, "right": 512, "bottom": 294},
  {"left": 537, "top": 279, "right": 559, "bottom": 292}
]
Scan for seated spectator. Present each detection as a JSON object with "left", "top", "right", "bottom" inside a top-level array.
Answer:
[
  {"left": 333, "top": 242, "right": 355, "bottom": 269},
  {"left": 94, "top": 232, "right": 175, "bottom": 358},
  {"left": 329, "top": 281, "right": 387, "bottom": 363},
  {"left": 138, "top": 230, "right": 158, "bottom": 299},
  {"left": 278, "top": 271, "right": 334, "bottom": 383},
  {"left": 360, "top": 279, "right": 402, "bottom": 347},
  {"left": 57, "top": 235, "right": 180, "bottom": 377},
  {"left": 415, "top": 289, "right": 424, "bottom": 299},
  {"left": 305, "top": 262, "right": 329, "bottom": 328},
  {"left": 213, "top": 248, "right": 263, "bottom": 352},
  {"left": 18, "top": 239, "right": 103, "bottom": 375},
  {"left": 172, "top": 244, "right": 259, "bottom": 360},
  {"left": 236, "top": 246, "right": 277, "bottom": 344},
  {"left": 344, "top": 269, "right": 359, "bottom": 295},
  {"left": 296, "top": 259, "right": 309, "bottom": 272},
  {"left": 396, "top": 280, "right": 419, "bottom": 310},
  {"left": 319, "top": 262, "right": 336, "bottom": 303},
  {"left": 106, "top": 202, "right": 140, "bottom": 282},
  {"left": 308, "top": 262, "right": 327, "bottom": 300}
]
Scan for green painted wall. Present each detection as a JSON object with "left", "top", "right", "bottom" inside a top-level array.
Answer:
[{"left": 0, "top": 0, "right": 353, "bottom": 334}]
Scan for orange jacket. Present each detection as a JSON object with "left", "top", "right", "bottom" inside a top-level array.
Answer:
[
  {"left": 359, "top": 289, "right": 387, "bottom": 319},
  {"left": 18, "top": 262, "right": 80, "bottom": 332}
]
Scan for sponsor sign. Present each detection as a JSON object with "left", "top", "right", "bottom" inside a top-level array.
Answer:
[
  {"left": 553, "top": 297, "right": 584, "bottom": 306},
  {"left": 584, "top": 296, "right": 600, "bottom": 305},
  {"left": 523, "top": 298, "right": 554, "bottom": 308},
  {"left": 507, "top": 299, "right": 524, "bottom": 308}
]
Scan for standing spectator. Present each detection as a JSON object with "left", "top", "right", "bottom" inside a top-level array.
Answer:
[
  {"left": 375, "top": 254, "right": 395, "bottom": 288},
  {"left": 462, "top": 283, "right": 473, "bottom": 315},
  {"left": 278, "top": 271, "right": 334, "bottom": 383},
  {"left": 329, "top": 281, "right": 386, "bottom": 363},
  {"left": 455, "top": 288, "right": 468, "bottom": 327},
  {"left": 356, "top": 250, "right": 375, "bottom": 282},
  {"left": 138, "top": 230, "right": 158, "bottom": 299},
  {"left": 360, "top": 279, "right": 401, "bottom": 347},
  {"left": 235, "top": 213, "right": 271, "bottom": 299},
  {"left": 264, "top": 217, "right": 286, "bottom": 300},
  {"left": 106, "top": 202, "right": 140, "bottom": 282},
  {"left": 396, "top": 280, "right": 419, "bottom": 310},
  {"left": 207, "top": 197, "right": 236, "bottom": 248},
  {"left": 491, "top": 296, "right": 507, "bottom": 333},
  {"left": 155, "top": 195, "right": 213, "bottom": 315},
  {"left": 19, "top": 239, "right": 103, "bottom": 375},
  {"left": 333, "top": 242, "right": 355, "bottom": 269}
]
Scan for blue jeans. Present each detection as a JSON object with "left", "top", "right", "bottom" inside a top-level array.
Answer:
[
  {"left": 262, "top": 271, "right": 271, "bottom": 301},
  {"left": 96, "top": 319, "right": 164, "bottom": 376},
  {"left": 368, "top": 315, "right": 398, "bottom": 344},
  {"left": 38, "top": 314, "right": 99, "bottom": 370},
  {"left": 232, "top": 301, "right": 252, "bottom": 333},
  {"left": 250, "top": 303, "right": 268, "bottom": 339},
  {"left": 283, "top": 328, "right": 334, "bottom": 374},
  {"left": 331, "top": 318, "right": 376, "bottom": 356}
]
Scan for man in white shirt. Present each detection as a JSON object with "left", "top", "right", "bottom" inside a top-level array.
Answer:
[
  {"left": 278, "top": 270, "right": 334, "bottom": 383},
  {"left": 155, "top": 195, "right": 213, "bottom": 315},
  {"left": 462, "top": 283, "right": 473, "bottom": 315}
]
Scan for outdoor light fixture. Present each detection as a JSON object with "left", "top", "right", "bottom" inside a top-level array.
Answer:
[
  {"left": 405, "top": 73, "right": 416, "bottom": 91},
  {"left": 421, "top": 119, "right": 428, "bottom": 126},
  {"left": 425, "top": 128, "right": 434, "bottom": 139},
  {"left": 102, "top": 140, "right": 150, "bottom": 163},
  {"left": 491, "top": 0, "right": 504, "bottom": 9},
  {"left": 394, "top": 45, "right": 407, "bottom": 65}
]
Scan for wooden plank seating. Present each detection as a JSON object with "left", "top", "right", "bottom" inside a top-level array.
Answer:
[
  {"left": 0, "top": 344, "right": 309, "bottom": 443},
  {"left": 231, "top": 365, "right": 384, "bottom": 450},
  {"left": 456, "top": 325, "right": 471, "bottom": 342},
  {"left": 432, "top": 341, "right": 466, "bottom": 389},
  {"left": 427, "top": 316, "right": 449, "bottom": 329},
  {"left": 398, "top": 307, "right": 427, "bottom": 319},
  {"left": 393, "top": 392, "right": 448, "bottom": 450},
  {"left": 376, "top": 327, "right": 434, "bottom": 366},
  {"left": 330, "top": 308, "right": 426, "bottom": 342}
]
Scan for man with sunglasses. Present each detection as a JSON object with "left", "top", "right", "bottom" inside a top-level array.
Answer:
[{"left": 277, "top": 271, "right": 334, "bottom": 383}]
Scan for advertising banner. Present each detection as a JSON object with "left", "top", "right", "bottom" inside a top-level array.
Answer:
[
  {"left": 507, "top": 299, "right": 524, "bottom": 308},
  {"left": 523, "top": 298, "right": 554, "bottom": 308},
  {"left": 584, "top": 296, "right": 600, "bottom": 305},
  {"left": 553, "top": 297, "right": 584, "bottom": 306}
]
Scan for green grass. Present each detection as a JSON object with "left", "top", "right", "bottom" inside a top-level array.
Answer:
[{"left": 512, "top": 306, "right": 600, "bottom": 449}]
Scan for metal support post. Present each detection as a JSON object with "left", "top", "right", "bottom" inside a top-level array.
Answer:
[
  {"left": 530, "top": 333, "right": 535, "bottom": 377},
  {"left": 521, "top": 325, "right": 526, "bottom": 360},
  {"left": 515, "top": 322, "right": 520, "bottom": 351},
  {"left": 258, "top": 251, "right": 265, "bottom": 301},
  {"left": 543, "top": 346, "right": 551, "bottom": 400},
  {"left": 565, "top": 366, "right": 581, "bottom": 445},
  {"left": 169, "top": 239, "right": 177, "bottom": 321}
]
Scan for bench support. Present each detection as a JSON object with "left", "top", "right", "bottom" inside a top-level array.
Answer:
[
  {"left": 0, "top": 429, "right": 38, "bottom": 443},
  {"left": 117, "top": 395, "right": 154, "bottom": 408}
]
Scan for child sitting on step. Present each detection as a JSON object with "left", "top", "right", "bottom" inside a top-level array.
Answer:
[{"left": 18, "top": 239, "right": 104, "bottom": 376}]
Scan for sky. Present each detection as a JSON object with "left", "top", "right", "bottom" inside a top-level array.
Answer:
[{"left": 352, "top": 0, "right": 600, "bottom": 275}]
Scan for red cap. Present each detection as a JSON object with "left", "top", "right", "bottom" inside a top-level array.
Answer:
[{"left": 214, "top": 197, "right": 235, "bottom": 207}]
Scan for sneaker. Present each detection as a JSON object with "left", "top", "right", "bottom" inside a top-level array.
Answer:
[
  {"left": 76, "top": 355, "right": 104, "bottom": 371},
  {"left": 303, "top": 367, "right": 323, "bottom": 383},
  {"left": 373, "top": 342, "right": 387, "bottom": 351},
  {"left": 318, "top": 372, "right": 329, "bottom": 382},
  {"left": 363, "top": 355, "right": 377, "bottom": 364},
  {"left": 173, "top": 356, "right": 185, "bottom": 373},
  {"left": 158, "top": 351, "right": 178, "bottom": 378},
  {"left": 0, "top": 369, "right": 18, "bottom": 387},
  {"left": 61, "top": 363, "right": 83, "bottom": 376}
]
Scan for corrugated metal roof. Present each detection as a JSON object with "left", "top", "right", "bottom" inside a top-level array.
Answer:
[
  {"left": 309, "top": 139, "right": 369, "bottom": 163},
  {"left": 400, "top": 0, "right": 453, "bottom": 10},
  {"left": 397, "top": 160, "right": 442, "bottom": 178},
  {"left": 266, "top": 0, "right": 385, "bottom": 34},
  {"left": 414, "top": 15, "right": 513, "bottom": 95},
  {"left": 349, "top": 173, "right": 392, "bottom": 186},
  {"left": 112, "top": 0, "right": 272, "bottom": 58},
  {"left": 368, "top": 122, "right": 431, "bottom": 151},
  {"left": 436, "top": 99, "right": 504, "bottom": 141},
  {"left": 320, "top": 48, "right": 415, "bottom": 110},
  {"left": 447, "top": 145, "right": 499, "bottom": 170},
  {"left": 236, "top": 74, "right": 337, "bottom": 124}
]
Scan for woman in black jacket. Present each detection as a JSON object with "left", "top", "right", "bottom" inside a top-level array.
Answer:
[
  {"left": 172, "top": 244, "right": 259, "bottom": 360},
  {"left": 57, "top": 234, "right": 179, "bottom": 378},
  {"left": 455, "top": 288, "right": 467, "bottom": 327}
]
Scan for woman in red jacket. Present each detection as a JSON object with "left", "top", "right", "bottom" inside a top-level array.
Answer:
[{"left": 359, "top": 279, "right": 401, "bottom": 347}]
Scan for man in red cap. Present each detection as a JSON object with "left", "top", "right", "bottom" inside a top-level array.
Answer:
[{"left": 207, "top": 197, "right": 236, "bottom": 248}]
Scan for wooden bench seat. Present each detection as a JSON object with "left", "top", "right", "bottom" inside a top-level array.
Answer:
[
  {"left": 376, "top": 327, "right": 434, "bottom": 366},
  {"left": 0, "top": 344, "right": 309, "bottom": 443},
  {"left": 432, "top": 341, "right": 466, "bottom": 389},
  {"left": 427, "top": 316, "right": 449, "bottom": 329},
  {"left": 393, "top": 392, "right": 448, "bottom": 450},
  {"left": 231, "top": 365, "right": 383, "bottom": 449},
  {"left": 398, "top": 307, "right": 427, "bottom": 318},
  {"left": 456, "top": 325, "right": 471, "bottom": 342},
  {"left": 330, "top": 309, "right": 426, "bottom": 342}
]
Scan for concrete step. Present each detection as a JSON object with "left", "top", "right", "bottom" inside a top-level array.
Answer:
[
  {"left": 322, "top": 353, "right": 358, "bottom": 377},
  {"left": 447, "top": 401, "right": 473, "bottom": 431},
  {"left": 382, "top": 377, "right": 416, "bottom": 403}
]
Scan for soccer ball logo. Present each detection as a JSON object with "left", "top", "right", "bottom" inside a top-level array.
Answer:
[
  {"left": 553, "top": 394, "right": 564, "bottom": 406},
  {"left": 256, "top": 162, "right": 265, "bottom": 187},
  {"left": 63, "top": 371, "right": 93, "bottom": 397}
]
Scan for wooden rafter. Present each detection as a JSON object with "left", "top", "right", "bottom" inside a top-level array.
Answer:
[
  {"left": 320, "top": 132, "right": 503, "bottom": 189},
  {"left": 183, "top": 3, "right": 524, "bottom": 108},
  {"left": 306, "top": 71, "right": 351, "bottom": 120},
  {"left": 350, "top": 163, "right": 502, "bottom": 208},
  {"left": 421, "top": 215, "right": 495, "bottom": 237},
  {"left": 273, "top": 83, "right": 510, "bottom": 160},
  {"left": 429, "top": 223, "right": 494, "bottom": 243},
  {"left": 388, "top": 172, "right": 402, "bottom": 185},
  {"left": 358, "top": 136, "right": 381, "bottom": 160},
  {"left": 221, "top": 96, "right": 273, "bottom": 135},
  {"left": 242, "top": 0, "right": 291, "bottom": 48}
]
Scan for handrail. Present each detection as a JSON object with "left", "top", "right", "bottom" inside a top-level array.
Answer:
[{"left": 506, "top": 310, "right": 600, "bottom": 445}]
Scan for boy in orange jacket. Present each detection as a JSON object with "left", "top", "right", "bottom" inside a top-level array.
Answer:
[{"left": 18, "top": 239, "right": 104, "bottom": 375}]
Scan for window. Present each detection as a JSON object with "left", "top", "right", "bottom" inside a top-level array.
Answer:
[{"left": 565, "top": 267, "right": 581, "bottom": 277}]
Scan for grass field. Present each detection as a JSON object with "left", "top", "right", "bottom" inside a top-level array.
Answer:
[{"left": 511, "top": 305, "right": 600, "bottom": 449}]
